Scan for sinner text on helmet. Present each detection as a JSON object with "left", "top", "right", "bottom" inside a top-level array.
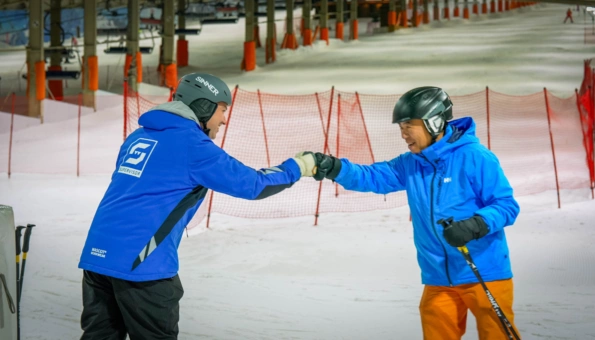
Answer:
[{"left": 196, "top": 76, "right": 219, "bottom": 96}]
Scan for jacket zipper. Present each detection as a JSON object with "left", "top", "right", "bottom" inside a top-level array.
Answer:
[
  {"left": 437, "top": 169, "right": 444, "bottom": 205},
  {"left": 423, "top": 155, "right": 453, "bottom": 286}
]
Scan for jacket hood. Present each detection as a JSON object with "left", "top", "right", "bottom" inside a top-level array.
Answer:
[
  {"left": 413, "top": 117, "right": 479, "bottom": 164},
  {"left": 138, "top": 101, "right": 203, "bottom": 131}
]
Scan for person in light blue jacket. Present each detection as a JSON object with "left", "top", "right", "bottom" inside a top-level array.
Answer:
[
  {"left": 78, "top": 73, "right": 315, "bottom": 340},
  {"left": 295, "top": 87, "right": 521, "bottom": 339}
]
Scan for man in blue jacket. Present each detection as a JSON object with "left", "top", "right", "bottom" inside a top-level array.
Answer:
[
  {"left": 296, "top": 87, "right": 521, "bottom": 339},
  {"left": 78, "top": 73, "right": 315, "bottom": 340}
]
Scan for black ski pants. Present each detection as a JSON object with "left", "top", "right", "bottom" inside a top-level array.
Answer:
[{"left": 80, "top": 270, "right": 184, "bottom": 340}]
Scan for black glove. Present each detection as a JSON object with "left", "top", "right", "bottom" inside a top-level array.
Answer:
[
  {"left": 313, "top": 153, "right": 342, "bottom": 181},
  {"left": 438, "top": 216, "right": 489, "bottom": 248}
]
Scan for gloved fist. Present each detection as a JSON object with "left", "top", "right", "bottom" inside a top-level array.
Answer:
[
  {"left": 293, "top": 152, "right": 317, "bottom": 177},
  {"left": 312, "top": 153, "right": 342, "bottom": 181},
  {"left": 438, "top": 216, "right": 489, "bottom": 248}
]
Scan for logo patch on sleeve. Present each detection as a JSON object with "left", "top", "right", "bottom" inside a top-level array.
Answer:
[{"left": 118, "top": 138, "right": 158, "bottom": 178}]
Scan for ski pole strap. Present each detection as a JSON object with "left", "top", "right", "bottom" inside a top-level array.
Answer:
[{"left": 0, "top": 273, "right": 16, "bottom": 314}]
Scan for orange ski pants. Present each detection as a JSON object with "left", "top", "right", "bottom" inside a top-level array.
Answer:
[{"left": 419, "top": 279, "right": 521, "bottom": 340}]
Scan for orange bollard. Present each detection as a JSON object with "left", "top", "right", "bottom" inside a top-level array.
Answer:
[
  {"left": 177, "top": 39, "right": 188, "bottom": 67},
  {"left": 35, "top": 61, "right": 46, "bottom": 101},
  {"left": 136, "top": 52, "right": 142, "bottom": 83},
  {"left": 48, "top": 65, "right": 63, "bottom": 101},
  {"left": 454, "top": 6, "right": 460, "bottom": 17},
  {"left": 433, "top": 6, "right": 439, "bottom": 20},
  {"left": 388, "top": 10, "right": 397, "bottom": 27},
  {"left": 473, "top": 3, "right": 478, "bottom": 14},
  {"left": 400, "top": 10, "right": 408, "bottom": 27},
  {"left": 87, "top": 55, "right": 98, "bottom": 91},
  {"left": 241, "top": 41, "right": 256, "bottom": 71},
  {"left": 444, "top": 7, "right": 450, "bottom": 19},
  {"left": 336, "top": 22, "right": 344, "bottom": 40},
  {"left": 321, "top": 27, "right": 329, "bottom": 45},
  {"left": 482, "top": 2, "right": 488, "bottom": 13},
  {"left": 464, "top": 7, "right": 470, "bottom": 18},
  {"left": 303, "top": 29, "right": 312, "bottom": 46},
  {"left": 164, "top": 63, "right": 177, "bottom": 89},
  {"left": 352, "top": 20, "right": 359, "bottom": 39}
]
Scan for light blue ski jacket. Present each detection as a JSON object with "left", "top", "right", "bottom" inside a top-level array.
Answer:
[{"left": 335, "top": 117, "right": 520, "bottom": 286}]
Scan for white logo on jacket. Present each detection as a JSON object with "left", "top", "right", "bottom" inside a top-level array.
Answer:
[
  {"left": 444, "top": 177, "right": 452, "bottom": 183},
  {"left": 118, "top": 138, "right": 158, "bottom": 178}
]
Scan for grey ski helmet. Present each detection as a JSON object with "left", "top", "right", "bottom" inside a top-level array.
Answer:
[
  {"left": 173, "top": 73, "right": 232, "bottom": 125},
  {"left": 392, "top": 86, "right": 453, "bottom": 139}
]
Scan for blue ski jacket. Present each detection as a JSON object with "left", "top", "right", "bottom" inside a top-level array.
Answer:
[
  {"left": 335, "top": 117, "right": 519, "bottom": 286},
  {"left": 79, "top": 102, "right": 302, "bottom": 282}
]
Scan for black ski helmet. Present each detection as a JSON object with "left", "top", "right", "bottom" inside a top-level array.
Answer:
[
  {"left": 392, "top": 86, "right": 453, "bottom": 138},
  {"left": 173, "top": 73, "right": 232, "bottom": 125}
]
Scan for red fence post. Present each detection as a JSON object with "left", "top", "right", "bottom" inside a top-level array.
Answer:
[
  {"left": 335, "top": 94, "right": 341, "bottom": 197},
  {"left": 486, "top": 86, "right": 491, "bottom": 150},
  {"left": 77, "top": 93, "right": 82, "bottom": 177},
  {"left": 314, "top": 86, "right": 335, "bottom": 226},
  {"left": 355, "top": 92, "right": 376, "bottom": 163},
  {"left": 257, "top": 89, "right": 271, "bottom": 168},
  {"left": 543, "top": 88, "right": 561, "bottom": 209},
  {"left": 315, "top": 92, "right": 328, "bottom": 138},
  {"left": 206, "top": 85, "right": 239, "bottom": 229},
  {"left": 8, "top": 92, "right": 15, "bottom": 178}
]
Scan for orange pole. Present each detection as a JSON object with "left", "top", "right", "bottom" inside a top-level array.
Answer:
[
  {"left": 242, "top": 41, "right": 256, "bottom": 71},
  {"left": 321, "top": 27, "right": 329, "bottom": 45},
  {"left": 351, "top": 20, "right": 359, "bottom": 39},
  {"left": 336, "top": 22, "right": 344, "bottom": 40},
  {"left": 543, "top": 88, "right": 561, "bottom": 209},
  {"left": 303, "top": 29, "right": 312, "bottom": 46}
]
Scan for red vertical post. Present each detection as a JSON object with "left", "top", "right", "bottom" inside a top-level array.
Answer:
[
  {"left": 543, "top": 88, "right": 561, "bottom": 209},
  {"left": 575, "top": 89, "right": 595, "bottom": 199},
  {"left": 123, "top": 80, "right": 128, "bottom": 141},
  {"left": 257, "top": 90, "right": 271, "bottom": 168},
  {"left": 315, "top": 92, "right": 328, "bottom": 138},
  {"left": 314, "top": 86, "right": 335, "bottom": 226},
  {"left": 8, "top": 93, "right": 15, "bottom": 178},
  {"left": 77, "top": 93, "right": 82, "bottom": 177},
  {"left": 355, "top": 92, "right": 376, "bottom": 163},
  {"left": 486, "top": 86, "right": 491, "bottom": 150},
  {"left": 335, "top": 94, "right": 341, "bottom": 197},
  {"left": 206, "top": 85, "right": 239, "bottom": 229}
]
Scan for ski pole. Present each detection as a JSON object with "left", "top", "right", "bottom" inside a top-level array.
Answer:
[
  {"left": 15, "top": 225, "right": 25, "bottom": 340},
  {"left": 438, "top": 218, "right": 521, "bottom": 340},
  {"left": 15, "top": 226, "right": 25, "bottom": 304},
  {"left": 19, "top": 224, "right": 35, "bottom": 303}
]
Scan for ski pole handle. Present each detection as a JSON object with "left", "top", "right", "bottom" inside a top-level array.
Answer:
[
  {"left": 22, "top": 224, "right": 35, "bottom": 253},
  {"left": 15, "top": 226, "right": 25, "bottom": 256},
  {"left": 437, "top": 218, "right": 469, "bottom": 254}
]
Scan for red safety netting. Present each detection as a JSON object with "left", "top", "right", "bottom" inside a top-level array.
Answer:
[
  {"left": 121, "top": 86, "right": 594, "bottom": 227},
  {"left": 2, "top": 76, "right": 593, "bottom": 227},
  {"left": 578, "top": 60, "right": 595, "bottom": 196}
]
